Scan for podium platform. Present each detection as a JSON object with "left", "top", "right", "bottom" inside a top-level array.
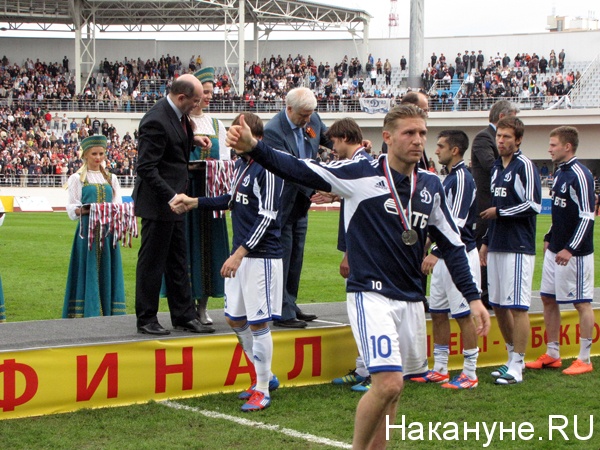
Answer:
[{"left": 0, "top": 301, "right": 351, "bottom": 353}]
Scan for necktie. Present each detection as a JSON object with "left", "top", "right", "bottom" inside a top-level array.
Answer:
[
  {"left": 296, "top": 127, "right": 307, "bottom": 159},
  {"left": 181, "top": 115, "right": 187, "bottom": 136}
]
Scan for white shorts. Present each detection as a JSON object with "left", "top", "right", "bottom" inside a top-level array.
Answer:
[
  {"left": 429, "top": 248, "right": 481, "bottom": 318},
  {"left": 487, "top": 252, "right": 535, "bottom": 310},
  {"left": 224, "top": 257, "right": 283, "bottom": 324},
  {"left": 540, "top": 250, "right": 594, "bottom": 304},
  {"left": 346, "top": 292, "right": 428, "bottom": 376}
]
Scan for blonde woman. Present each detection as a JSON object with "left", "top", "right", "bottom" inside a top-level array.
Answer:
[{"left": 63, "top": 135, "right": 126, "bottom": 318}]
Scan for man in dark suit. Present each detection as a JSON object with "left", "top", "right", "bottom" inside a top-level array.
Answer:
[
  {"left": 470, "top": 100, "right": 519, "bottom": 309},
  {"left": 476, "top": 50, "right": 485, "bottom": 71},
  {"left": 133, "top": 74, "right": 215, "bottom": 335},
  {"left": 263, "top": 87, "right": 332, "bottom": 328}
]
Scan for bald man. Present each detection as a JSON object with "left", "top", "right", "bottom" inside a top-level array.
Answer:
[{"left": 133, "top": 74, "right": 215, "bottom": 335}]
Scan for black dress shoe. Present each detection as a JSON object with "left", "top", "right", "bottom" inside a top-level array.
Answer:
[
  {"left": 296, "top": 310, "right": 318, "bottom": 322},
  {"left": 174, "top": 318, "right": 215, "bottom": 334},
  {"left": 273, "top": 318, "right": 307, "bottom": 329},
  {"left": 137, "top": 322, "right": 171, "bottom": 336}
]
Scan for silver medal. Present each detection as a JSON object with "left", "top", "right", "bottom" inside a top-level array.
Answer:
[{"left": 402, "top": 229, "right": 418, "bottom": 246}]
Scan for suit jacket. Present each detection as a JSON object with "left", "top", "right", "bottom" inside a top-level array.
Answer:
[
  {"left": 133, "top": 98, "right": 193, "bottom": 221},
  {"left": 471, "top": 124, "right": 498, "bottom": 215},
  {"left": 263, "top": 109, "right": 331, "bottom": 224}
]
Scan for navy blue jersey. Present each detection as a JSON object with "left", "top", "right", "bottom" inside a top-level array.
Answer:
[
  {"left": 250, "top": 141, "right": 480, "bottom": 303},
  {"left": 198, "top": 158, "right": 284, "bottom": 259},
  {"left": 432, "top": 160, "right": 477, "bottom": 257},
  {"left": 337, "top": 148, "right": 373, "bottom": 253},
  {"left": 486, "top": 150, "right": 541, "bottom": 254},
  {"left": 545, "top": 157, "right": 595, "bottom": 256}
]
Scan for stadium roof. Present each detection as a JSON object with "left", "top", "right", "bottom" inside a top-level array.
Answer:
[{"left": 0, "top": 0, "right": 371, "bottom": 34}]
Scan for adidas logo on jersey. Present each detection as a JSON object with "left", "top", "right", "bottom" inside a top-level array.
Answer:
[
  {"left": 567, "top": 292, "right": 574, "bottom": 298},
  {"left": 375, "top": 180, "right": 387, "bottom": 190},
  {"left": 257, "top": 309, "right": 265, "bottom": 315}
]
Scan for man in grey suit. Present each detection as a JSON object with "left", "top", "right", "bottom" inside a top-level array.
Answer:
[
  {"left": 133, "top": 74, "right": 215, "bottom": 335},
  {"left": 263, "top": 87, "right": 332, "bottom": 328},
  {"left": 471, "top": 100, "right": 519, "bottom": 309}
]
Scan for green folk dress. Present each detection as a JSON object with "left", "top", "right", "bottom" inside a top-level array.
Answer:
[
  {"left": 63, "top": 175, "right": 126, "bottom": 318},
  {"left": 186, "top": 115, "right": 230, "bottom": 301}
]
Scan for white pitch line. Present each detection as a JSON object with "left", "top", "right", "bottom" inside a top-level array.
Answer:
[{"left": 161, "top": 400, "right": 352, "bottom": 449}]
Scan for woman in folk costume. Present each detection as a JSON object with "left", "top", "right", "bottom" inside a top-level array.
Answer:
[
  {"left": 187, "top": 67, "right": 231, "bottom": 325},
  {"left": 63, "top": 135, "right": 126, "bottom": 318},
  {"left": 0, "top": 200, "right": 5, "bottom": 322}
]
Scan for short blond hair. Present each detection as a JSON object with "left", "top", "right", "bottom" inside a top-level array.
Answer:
[{"left": 383, "top": 104, "right": 427, "bottom": 133}]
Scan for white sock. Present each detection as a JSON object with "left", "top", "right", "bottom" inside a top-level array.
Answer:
[
  {"left": 578, "top": 338, "right": 593, "bottom": 364},
  {"left": 232, "top": 323, "right": 254, "bottom": 368},
  {"left": 355, "top": 356, "right": 369, "bottom": 377},
  {"left": 432, "top": 344, "right": 449, "bottom": 375},
  {"left": 547, "top": 341, "right": 560, "bottom": 359},
  {"left": 463, "top": 348, "right": 479, "bottom": 380},
  {"left": 508, "top": 352, "right": 524, "bottom": 381},
  {"left": 252, "top": 327, "right": 273, "bottom": 396},
  {"left": 506, "top": 343, "right": 515, "bottom": 366}
]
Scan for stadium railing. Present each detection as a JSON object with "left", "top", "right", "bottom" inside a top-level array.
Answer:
[
  {"left": 0, "top": 174, "right": 136, "bottom": 189},
  {"left": 0, "top": 93, "right": 577, "bottom": 115}
]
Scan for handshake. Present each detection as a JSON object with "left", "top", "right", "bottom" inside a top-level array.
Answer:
[{"left": 170, "top": 193, "right": 198, "bottom": 215}]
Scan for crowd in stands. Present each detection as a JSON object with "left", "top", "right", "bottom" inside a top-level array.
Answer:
[
  {"left": 423, "top": 49, "right": 579, "bottom": 111},
  {"left": 0, "top": 105, "right": 137, "bottom": 187},
  {"left": 1, "top": 46, "right": 582, "bottom": 115}
]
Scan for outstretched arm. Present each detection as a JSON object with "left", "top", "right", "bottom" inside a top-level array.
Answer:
[{"left": 227, "top": 114, "right": 335, "bottom": 194}]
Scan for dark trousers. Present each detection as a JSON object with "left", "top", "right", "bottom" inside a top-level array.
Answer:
[
  {"left": 279, "top": 215, "right": 308, "bottom": 320},
  {"left": 475, "top": 217, "right": 490, "bottom": 307},
  {"left": 135, "top": 218, "right": 196, "bottom": 327}
]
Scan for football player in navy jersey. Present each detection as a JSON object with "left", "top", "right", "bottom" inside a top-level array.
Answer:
[
  {"left": 479, "top": 116, "right": 541, "bottom": 385},
  {"left": 526, "top": 126, "right": 595, "bottom": 375},
  {"left": 416, "top": 130, "right": 481, "bottom": 390},
  {"left": 227, "top": 106, "right": 490, "bottom": 449},
  {"left": 172, "top": 113, "right": 283, "bottom": 412}
]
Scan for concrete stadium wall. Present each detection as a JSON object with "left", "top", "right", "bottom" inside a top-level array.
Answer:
[{"left": 1, "top": 30, "right": 599, "bottom": 71}]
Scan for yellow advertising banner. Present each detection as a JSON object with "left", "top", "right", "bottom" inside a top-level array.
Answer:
[
  {"left": 445, "top": 310, "right": 600, "bottom": 369},
  {"left": 0, "top": 327, "right": 357, "bottom": 420},
  {"left": 0, "top": 196, "right": 14, "bottom": 212},
  {"left": 1, "top": 310, "right": 598, "bottom": 420}
]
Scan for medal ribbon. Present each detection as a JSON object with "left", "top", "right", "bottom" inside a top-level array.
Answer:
[
  {"left": 382, "top": 155, "right": 417, "bottom": 232},
  {"left": 84, "top": 202, "right": 138, "bottom": 250},
  {"left": 205, "top": 160, "right": 236, "bottom": 218}
]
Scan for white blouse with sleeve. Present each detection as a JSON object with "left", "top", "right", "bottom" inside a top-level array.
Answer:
[{"left": 66, "top": 171, "right": 122, "bottom": 220}]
